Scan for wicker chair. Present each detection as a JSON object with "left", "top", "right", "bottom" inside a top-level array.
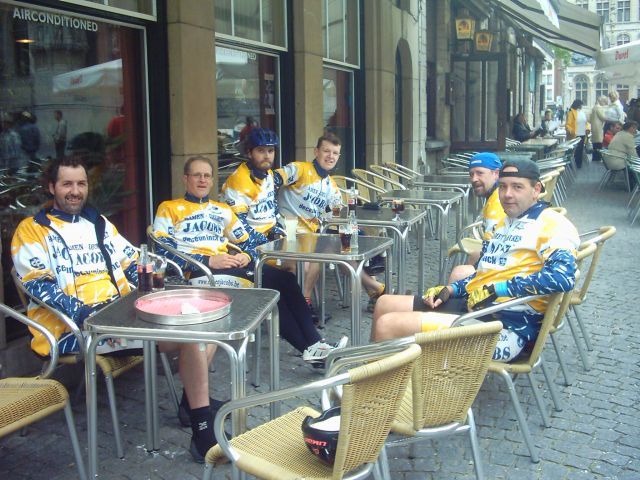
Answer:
[
  {"left": 382, "top": 321, "right": 503, "bottom": 480},
  {"left": 485, "top": 292, "right": 566, "bottom": 463},
  {"left": 11, "top": 268, "right": 177, "bottom": 459},
  {"left": 369, "top": 164, "right": 412, "bottom": 185},
  {"left": 382, "top": 162, "right": 421, "bottom": 181},
  {"left": 0, "top": 302, "right": 87, "bottom": 480},
  {"left": 202, "top": 344, "right": 422, "bottom": 480},
  {"left": 332, "top": 175, "right": 386, "bottom": 204},
  {"left": 352, "top": 168, "right": 406, "bottom": 192},
  {"left": 599, "top": 150, "right": 631, "bottom": 192},
  {"left": 548, "top": 242, "right": 597, "bottom": 386}
]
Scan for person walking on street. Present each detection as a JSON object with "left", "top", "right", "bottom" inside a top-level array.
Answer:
[
  {"left": 591, "top": 96, "right": 608, "bottom": 162},
  {"left": 565, "top": 99, "right": 589, "bottom": 169}
]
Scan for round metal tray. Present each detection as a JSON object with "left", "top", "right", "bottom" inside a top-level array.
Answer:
[{"left": 135, "top": 289, "right": 232, "bottom": 325}]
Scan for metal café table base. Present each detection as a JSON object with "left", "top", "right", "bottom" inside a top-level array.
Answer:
[
  {"left": 84, "top": 286, "right": 280, "bottom": 478},
  {"left": 325, "top": 207, "right": 426, "bottom": 295},
  {"left": 412, "top": 174, "right": 475, "bottom": 225},
  {"left": 255, "top": 234, "right": 393, "bottom": 346},
  {"left": 380, "top": 189, "right": 464, "bottom": 284}
]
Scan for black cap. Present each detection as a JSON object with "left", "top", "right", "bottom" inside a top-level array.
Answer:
[{"left": 499, "top": 158, "right": 546, "bottom": 193}]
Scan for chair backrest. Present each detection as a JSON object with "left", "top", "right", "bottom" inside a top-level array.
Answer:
[
  {"left": 602, "top": 150, "right": 628, "bottom": 171},
  {"left": 574, "top": 226, "right": 616, "bottom": 304},
  {"left": 540, "top": 169, "right": 561, "bottom": 204},
  {"left": 332, "top": 175, "right": 385, "bottom": 204},
  {"left": 332, "top": 343, "right": 421, "bottom": 477},
  {"left": 0, "top": 302, "right": 60, "bottom": 378},
  {"left": 383, "top": 162, "right": 421, "bottom": 180},
  {"left": 409, "top": 321, "right": 502, "bottom": 429},
  {"left": 370, "top": 164, "right": 411, "bottom": 184},
  {"left": 521, "top": 292, "right": 564, "bottom": 369},
  {"left": 352, "top": 168, "right": 405, "bottom": 191}
]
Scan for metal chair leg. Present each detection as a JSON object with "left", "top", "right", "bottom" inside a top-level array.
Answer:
[
  {"left": 377, "top": 445, "right": 391, "bottom": 480},
  {"left": 467, "top": 408, "right": 485, "bottom": 480},
  {"left": 572, "top": 305, "right": 593, "bottom": 351},
  {"left": 495, "top": 370, "right": 539, "bottom": 462},
  {"left": 540, "top": 356, "right": 563, "bottom": 413},
  {"left": 526, "top": 371, "right": 550, "bottom": 428},
  {"left": 63, "top": 402, "right": 88, "bottom": 480},
  {"left": 550, "top": 332, "right": 573, "bottom": 386},
  {"left": 565, "top": 310, "right": 591, "bottom": 371},
  {"left": 104, "top": 374, "right": 125, "bottom": 458},
  {"left": 252, "top": 327, "right": 262, "bottom": 387}
]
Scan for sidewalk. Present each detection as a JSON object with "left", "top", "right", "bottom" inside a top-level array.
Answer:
[{"left": 1, "top": 160, "right": 638, "bottom": 479}]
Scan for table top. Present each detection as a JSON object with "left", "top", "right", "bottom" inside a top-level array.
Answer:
[
  {"left": 380, "top": 189, "right": 464, "bottom": 204},
  {"left": 493, "top": 151, "right": 537, "bottom": 160},
  {"left": 326, "top": 207, "right": 426, "bottom": 228},
  {"left": 84, "top": 286, "right": 280, "bottom": 342},
  {"left": 413, "top": 174, "right": 472, "bottom": 188},
  {"left": 257, "top": 234, "right": 393, "bottom": 262},
  {"left": 522, "top": 138, "right": 558, "bottom": 147}
]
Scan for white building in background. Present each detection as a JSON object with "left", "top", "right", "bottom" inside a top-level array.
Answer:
[{"left": 563, "top": 0, "right": 640, "bottom": 109}]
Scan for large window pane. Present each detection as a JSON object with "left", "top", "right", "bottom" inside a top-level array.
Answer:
[
  {"left": 234, "top": 0, "right": 261, "bottom": 42},
  {"left": 323, "top": 0, "right": 359, "bottom": 66},
  {"left": 215, "top": 0, "right": 232, "bottom": 35},
  {"left": 468, "top": 62, "right": 482, "bottom": 142},
  {"left": 215, "top": 46, "right": 279, "bottom": 178},
  {"left": 215, "top": 0, "right": 286, "bottom": 48},
  {"left": 1, "top": 3, "right": 148, "bottom": 305},
  {"left": 486, "top": 61, "right": 498, "bottom": 141},
  {"left": 451, "top": 61, "right": 467, "bottom": 142},
  {"left": 323, "top": 67, "right": 353, "bottom": 177}
]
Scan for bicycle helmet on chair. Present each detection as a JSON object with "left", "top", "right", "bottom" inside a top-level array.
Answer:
[
  {"left": 301, "top": 406, "right": 341, "bottom": 465},
  {"left": 245, "top": 128, "right": 279, "bottom": 151}
]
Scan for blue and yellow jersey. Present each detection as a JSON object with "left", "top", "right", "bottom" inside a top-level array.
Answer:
[
  {"left": 453, "top": 202, "right": 579, "bottom": 341},
  {"left": 274, "top": 160, "right": 342, "bottom": 233},
  {"left": 481, "top": 186, "right": 505, "bottom": 241},
  {"left": 152, "top": 194, "right": 259, "bottom": 272},
  {"left": 222, "top": 162, "right": 278, "bottom": 241},
  {"left": 11, "top": 208, "right": 136, "bottom": 355}
]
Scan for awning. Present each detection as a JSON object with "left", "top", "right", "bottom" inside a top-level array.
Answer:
[
  {"left": 52, "top": 59, "right": 122, "bottom": 94},
  {"left": 492, "top": 0, "right": 602, "bottom": 56},
  {"left": 595, "top": 40, "right": 640, "bottom": 84}
]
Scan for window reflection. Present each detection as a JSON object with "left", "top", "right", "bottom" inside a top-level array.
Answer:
[{"left": 323, "top": 67, "right": 353, "bottom": 177}]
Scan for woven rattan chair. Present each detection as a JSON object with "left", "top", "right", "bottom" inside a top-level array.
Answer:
[
  {"left": 548, "top": 242, "right": 597, "bottom": 386},
  {"left": 11, "top": 267, "right": 176, "bottom": 459},
  {"left": 485, "top": 292, "right": 566, "bottom": 463},
  {"left": 369, "top": 164, "right": 412, "bottom": 185},
  {"left": 0, "top": 302, "right": 87, "bottom": 480},
  {"left": 332, "top": 175, "right": 385, "bottom": 204},
  {"left": 382, "top": 321, "right": 503, "bottom": 480},
  {"left": 599, "top": 150, "right": 631, "bottom": 192},
  {"left": 382, "top": 162, "right": 421, "bottom": 181},
  {"left": 352, "top": 168, "right": 406, "bottom": 192},
  {"left": 202, "top": 344, "right": 422, "bottom": 480}
]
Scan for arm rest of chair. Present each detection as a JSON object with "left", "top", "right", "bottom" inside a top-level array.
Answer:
[
  {"left": 0, "top": 303, "right": 59, "bottom": 378},
  {"left": 450, "top": 295, "right": 540, "bottom": 327},
  {"left": 213, "top": 372, "right": 351, "bottom": 463},
  {"left": 147, "top": 226, "right": 216, "bottom": 286},
  {"left": 11, "top": 268, "right": 85, "bottom": 357}
]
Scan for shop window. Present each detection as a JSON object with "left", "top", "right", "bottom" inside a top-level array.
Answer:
[
  {"left": 322, "top": 0, "right": 359, "bottom": 67},
  {"left": 0, "top": 2, "right": 148, "bottom": 320},
  {"left": 215, "top": 46, "right": 279, "bottom": 177},
  {"left": 322, "top": 67, "right": 353, "bottom": 177},
  {"left": 214, "top": 0, "right": 286, "bottom": 49},
  {"left": 616, "top": 84, "right": 629, "bottom": 103}
]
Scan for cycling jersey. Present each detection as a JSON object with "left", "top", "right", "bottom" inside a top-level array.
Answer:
[
  {"left": 452, "top": 201, "right": 579, "bottom": 342},
  {"left": 11, "top": 207, "right": 137, "bottom": 355},
  {"left": 274, "top": 160, "right": 342, "bottom": 233},
  {"left": 481, "top": 185, "right": 505, "bottom": 241},
  {"left": 222, "top": 162, "right": 284, "bottom": 243},
  {"left": 152, "top": 193, "right": 259, "bottom": 274}
]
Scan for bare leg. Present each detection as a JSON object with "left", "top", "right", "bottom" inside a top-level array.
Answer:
[
  {"left": 303, "top": 262, "right": 321, "bottom": 299},
  {"left": 372, "top": 294, "right": 416, "bottom": 322},
  {"left": 359, "top": 269, "right": 384, "bottom": 295},
  {"left": 448, "top": 264, "right": 476, "bottom": 283},
  {"left": 373, "top": 310, "right": 457, "bottom": 342}
]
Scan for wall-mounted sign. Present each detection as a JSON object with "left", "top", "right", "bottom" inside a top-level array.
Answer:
[
  {"left": 13, "top": 7, "right": 98, "bottom": 31},
  {"left": 455, "top": 17, "right": 475, "bottom": 40},
  {"left": 475, "top": 31, "right": 493, "bottom": 52}
]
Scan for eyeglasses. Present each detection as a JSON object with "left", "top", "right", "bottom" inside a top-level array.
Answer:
[{"left": 188, "top": 173, "right": 213, "bottom": 180}]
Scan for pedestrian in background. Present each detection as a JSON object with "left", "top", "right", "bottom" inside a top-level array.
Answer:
[
  {"left": 565, "top": 99, "right": 589, "bottom": 169},
  {"left": 590, "top": 96, "right": 608, "bottom": 162}
]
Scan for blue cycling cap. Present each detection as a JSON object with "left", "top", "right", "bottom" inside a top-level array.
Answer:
[{"left": 469, "top": 152, "right": 502, "bottom": 171}]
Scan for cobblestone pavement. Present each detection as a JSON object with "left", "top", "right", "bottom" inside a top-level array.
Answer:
[{"left": 1, "top": 160, "right": 638, "bottom": 479}]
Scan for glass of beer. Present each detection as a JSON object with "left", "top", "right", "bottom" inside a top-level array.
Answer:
[
  {"left": 391, "top": 199, "right": 405, "bottom": 220},
  {"left": 338, "top": 225, "right": 352, "bottom": 252},
  {"left": 152, "top": 258, "right": 167, "bottom": 291}
]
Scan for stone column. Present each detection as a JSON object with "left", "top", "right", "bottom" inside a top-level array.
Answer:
[{"left": 166, "top": 0, "right": 218, "bottom": 196}]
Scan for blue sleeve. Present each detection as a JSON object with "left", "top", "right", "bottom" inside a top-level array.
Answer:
[
  {"left": 236, "top": 211, "right": 269, "bottom": 245},
  {"left": 155, "top": 235, "right": 209, "bottom": 274},
  {"left": 23, "top": 277, "right": 93, "bottom": 326},
  {"left": 273, "top": 170, "right": 284, "bottom": 190},
  {"left": 124, "top": 260, "right": 138, "bottom": 286},
  {"left": 500, "top": 249, "right": 577, "bottom": 297},
  {"left": 233, "top": 227, "right": 261, "bottom": 263}
]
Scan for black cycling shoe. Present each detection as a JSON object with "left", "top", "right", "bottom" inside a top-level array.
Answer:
[{"left": 178, "top": 395, "right": 227, "bottom": 428}]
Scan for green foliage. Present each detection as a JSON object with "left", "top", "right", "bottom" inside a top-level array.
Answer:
[{"left": 552, "top": 46, "right": 571, "bottom": 67}]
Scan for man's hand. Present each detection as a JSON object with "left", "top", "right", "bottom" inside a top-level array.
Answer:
[
  {"left": 208, "top": 253, "right": 244, "bottom": 270},
  {"left": 422, "top": 285, "right": 452, "bottom": 309},
  {"left": 235, "top": 253, "right": 251, "bottom": 268},
  {"left": 467, "top": 285, "right": 498, "bottom": 311}
]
